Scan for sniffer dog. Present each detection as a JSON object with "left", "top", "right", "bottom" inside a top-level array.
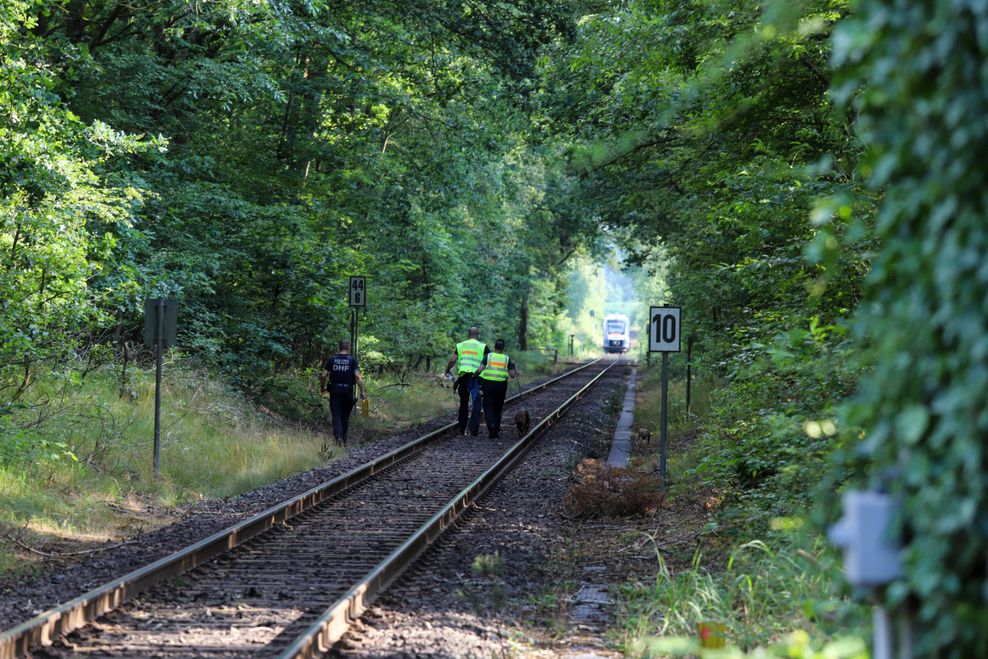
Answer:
[{"left": 513, "top": 410, "right": 531, "bottom": 436}]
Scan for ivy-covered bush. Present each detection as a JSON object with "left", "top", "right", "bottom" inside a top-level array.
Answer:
[
  {"left": 695, "top": 321, "right": 858, "bottom": 526},
  {"left": 834, "top": 1, "right": 988, "bottom": 654}
]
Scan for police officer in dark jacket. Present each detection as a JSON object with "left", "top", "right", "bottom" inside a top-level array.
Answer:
[{"left": 319, "top": 339, "right": 365, "bottom": 446}]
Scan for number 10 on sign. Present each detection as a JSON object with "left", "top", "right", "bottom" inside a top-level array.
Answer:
[{"left": 649, "top": 306, "right": 681, "bottom": 352}]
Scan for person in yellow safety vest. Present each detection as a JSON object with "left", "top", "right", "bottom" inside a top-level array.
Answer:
[
  {"left": 443, "top": 326, "right": 489, "bottom": 436},
  {"left": 474, "top": 338, "right": 517, "bottom": 439}
]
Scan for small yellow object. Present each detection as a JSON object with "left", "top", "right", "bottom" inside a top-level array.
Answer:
[
  {"left": 361, "top": 397, "right": 369, "bottom": 416},
  {"left": 698, "top": 621, "right": 726, "bottom": 648}
]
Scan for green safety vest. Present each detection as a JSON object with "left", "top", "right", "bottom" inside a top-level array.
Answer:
[
  {"left": 456, "top": 339, "right": 486, "bottom": 374},
  {"left": 480, "top": 352, "right": 510, "bottom": 382}
]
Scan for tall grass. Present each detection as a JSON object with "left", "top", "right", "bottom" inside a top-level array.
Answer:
[
  {"left": 633, "top": 366, "right": 720, "bottom": 438},
  {"left": 619, "top": 538, "right": 866, "bottom": 656},
  {"left": 0, "top": 362, "right": 339, "bottom": 572},
  {"left": 351, "top": 372, "right": 457, "bottom": 439},
  {"left": 617, "top": 364, "right": 869, "bottom": 658},
  {"left": 510, "top": 350, "right": 572, "bottom": 379}
]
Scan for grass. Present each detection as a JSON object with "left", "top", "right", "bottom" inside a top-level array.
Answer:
[
  {"left": 511, "top": 349, "right": 574, "bottom": 379},
  {"left": 615, "top": 364, "right": 870, "bottom": 657},
  {"left": 0, "top": 351, "right": 583, "bottom": 576},
  {"left": 349, "top": 372, "right": 457, "bottom": 440},
  {"left": 633, "top": 365, "right": 720, "bottom": 441},
  {"left": 618, "top": 539, "right": 867, "bottom": 657},
  {"left": 0, "top": 361, "right": 342, "bottom": 574}
]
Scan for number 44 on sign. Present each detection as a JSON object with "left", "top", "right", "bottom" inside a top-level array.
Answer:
[{"left": 649, "top": 306, "right": 681, "bottom": 352}]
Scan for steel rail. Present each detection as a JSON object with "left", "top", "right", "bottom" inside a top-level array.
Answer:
[
  {"left": 280, "top": 360, "right": 617, "bottom": 658},
  {"left": 0, "top": 358, "right": 603, "bottom": 659}
]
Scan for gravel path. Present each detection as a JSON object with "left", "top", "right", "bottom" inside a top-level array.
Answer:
[
  {"left": 0, "top": 366, "right": 598, "bottom": 631},
  {"left": 333, "top": 366, "right": 630, "bottom": 658}
]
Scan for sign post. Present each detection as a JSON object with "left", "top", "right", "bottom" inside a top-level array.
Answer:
[
  {"left": 349, "top": 276, "right": 366, "bottom": 360},
  {"left": 143, "top": 298, "right": 177, "bottom": 480},
  {"left": 649, "top": 306, "right": 681, "bottom": 486}
]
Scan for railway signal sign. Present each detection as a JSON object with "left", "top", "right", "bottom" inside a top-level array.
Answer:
[
  {"left": 647, "top": 305, "right": 683, "bottom": 489},
  {"left": 143, "top": 298, "right": 178, "bottom": 481},
  {"left": 649, "top": 306, "right": 681, "bottom": 352},
  {"left": 349, "top": 276, "right": 366, "bottom": 307},
  {"left": 143, "top": 298, "right": 178, "bottom": 348}
]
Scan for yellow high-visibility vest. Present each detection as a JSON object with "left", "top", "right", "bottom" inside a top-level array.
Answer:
[
  {"left": 456, "top": 339, "right": 486, "bottom": 374},
  {"left": 480, "top": 352, "right": 510, "bottom": 381}
]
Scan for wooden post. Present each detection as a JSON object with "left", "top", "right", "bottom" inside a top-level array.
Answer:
[{"left": 686, "top": 335, "right": 695, "bottom": 416}]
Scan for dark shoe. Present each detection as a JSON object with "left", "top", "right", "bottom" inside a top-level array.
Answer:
[{"left": 470, "top": 432, "right": 479, "bottom": 437}]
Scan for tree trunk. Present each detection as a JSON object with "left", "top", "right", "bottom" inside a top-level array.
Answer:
[
  {"left": 518, "top": 293, "right": 529, "bottom": 351},
  {"left": 296, "top": 46, "right": 330, "bottom": 175},
  {"left": 66, "top": 0, "right": 87, "bottom": 42}
]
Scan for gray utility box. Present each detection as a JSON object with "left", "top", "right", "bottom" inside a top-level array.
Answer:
[{"left": 829, "top": 490, "right": 901, "bottom": 587}]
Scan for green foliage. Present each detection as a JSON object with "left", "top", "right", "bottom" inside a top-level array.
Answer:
[
  {"left": 620, "top": 539, "right": 868, "bottom": 656},
  {"left": 536, "top": 0, "right": 869, "bottom": 369},
  {"left": 830, "top": 1, "right": 988, "bottom": 654},
  {"left": 692, "top": 321, "right": 856, "bottom": 518},
  {"left": 0, "top": 0, "right": 157, "bottom": 396},
  {"left": 1, "top": 0, "right": 591, "bottom": 402}
]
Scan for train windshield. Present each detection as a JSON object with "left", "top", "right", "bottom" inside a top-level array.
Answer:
[{"left": 606, "top": 320, "right": 625, "bottom": 333}]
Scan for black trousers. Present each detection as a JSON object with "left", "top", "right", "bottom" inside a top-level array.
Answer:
[
  {"left": 329, "top": 385, "right": 356, "bottom": 443},
  {"left": 456, "top": 373, "right": 482, "bottom": 435},
  {"left": 480, "top": 379, "right": 508, "bottom": 437}
]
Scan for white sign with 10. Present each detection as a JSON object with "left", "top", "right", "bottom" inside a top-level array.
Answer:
[{"left": 649, "top": 306, "right": 681, "bottom": 352}]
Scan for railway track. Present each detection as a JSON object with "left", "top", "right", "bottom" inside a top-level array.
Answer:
[{"left": 2, "top": 357, "right": 620, "bottom": 658}]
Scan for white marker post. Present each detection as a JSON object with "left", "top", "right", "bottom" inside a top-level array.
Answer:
[
  {"left": 349, "top": 276, "right": 366, "bottom": 360},
  {"left": 649, "top": 306, "right": 681, "bottom": 486}
]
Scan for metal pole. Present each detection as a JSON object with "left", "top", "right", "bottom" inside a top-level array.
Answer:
[
  {"left": 660, "top": 351, "right": 668, "bottom": 486},
  {"left": 153, "top": 298, "right": 163, "bottom": 480},
  {"left": 353, "top": 308, "right": 359, "bottom": 361},
  {"left": 873, "top": 607, "right": 893, "bottom": 659}
]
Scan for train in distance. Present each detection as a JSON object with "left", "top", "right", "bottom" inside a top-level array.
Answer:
[{"left": 602, "top": 313, "right": 630, "bottom": 353}]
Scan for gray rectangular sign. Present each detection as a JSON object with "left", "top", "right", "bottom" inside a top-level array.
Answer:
[{"left": 143, "top": 298, "right": 178, "bottom": 348}]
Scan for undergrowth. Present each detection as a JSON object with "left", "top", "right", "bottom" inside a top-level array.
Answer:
[
  {"left": 620, "top": 539, "right": 867, "bottom": 657},
  {"left": 619, "top": 323, "right": 870, "bottom": 655},
  {"left": 0, "top": 351, "right": 584, "bottom": 575}
]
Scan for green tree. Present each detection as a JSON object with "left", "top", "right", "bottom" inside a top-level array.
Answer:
[{"left": 834, "top": 1, "right": 988, "bottom": 653}]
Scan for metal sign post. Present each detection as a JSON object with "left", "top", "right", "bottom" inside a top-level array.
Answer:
[
  {"left": 143, "top": 298, "right": 178, "bottom": 480},
  {"left": 349, "top": 276, "right": 366, "bottom": 360},
  {"left": 649, "top": 306, "right": 681, "bottom": 487}
]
